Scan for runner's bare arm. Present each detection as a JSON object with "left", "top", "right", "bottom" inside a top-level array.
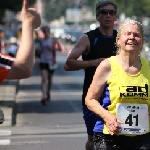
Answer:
[
  {"left": 53, "top": 38, "right": 63, "bottom": 52},
  {"left": 64, "top": 33, "right": 106, "bottom": 71},
  {"left": 85, "top": 59, "right": 111, "bottom": 115},
  {"left": 85, "top": 59, "right": 123, "bottom": 135},
  {"left": 6, "top": 0, "right": 41, "bottom": 80},
  {"left": 64, "top": 34, "right": 93, "bottom": 71}
]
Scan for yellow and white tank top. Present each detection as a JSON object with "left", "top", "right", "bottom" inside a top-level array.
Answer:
[{"left": 93, "top": 56, "right": 150, "bottom": 136}]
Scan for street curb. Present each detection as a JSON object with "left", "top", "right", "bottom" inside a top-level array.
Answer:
[{"left": 0, "top": 80, "right": 19, "bottom": 126}]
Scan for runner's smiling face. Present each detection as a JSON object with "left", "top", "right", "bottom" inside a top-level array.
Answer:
[
  {"left": 96, "top": 4, "right": 117, "bottom": 28},
  {"left": 117, "top": 24, "right": 143, "bottom": 54}
]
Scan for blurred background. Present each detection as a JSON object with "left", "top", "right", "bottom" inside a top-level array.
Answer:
[
  {"left": 1, "top": 0, "right": 150, "bottom": 54},
  {"left": 0, "top": 1, "right": 150, "bottom": 149}
]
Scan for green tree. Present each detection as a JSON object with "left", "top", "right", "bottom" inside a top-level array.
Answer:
[
  {"left": 85, "top": 0, "right": 98, "bottom": 12},
  {"left": 43, "top": 0, "right": 150, "bottom": 22},
  {"left": 85, "top": 0, "right": 150, "bottom": 18},
  {"left": 44, "top": 0, "right": 70, "bottom": 22},
  {"left": 114, "top": 0, "right": 150, "bottom": 18},
  {"left": 0, "top": 0, "right": 36, "bottom": 24},
  {"left": 0, "top": 0, "right": 36, "bottom": 11}
]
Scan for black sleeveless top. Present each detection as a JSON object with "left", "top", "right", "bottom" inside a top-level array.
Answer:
[{"left": 82, "top": 27, "right": 117, "bottom": 106}]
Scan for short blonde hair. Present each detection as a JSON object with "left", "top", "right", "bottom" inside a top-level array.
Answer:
[{"left": 116, "top": 19, "right": 144, "bottom": 54}]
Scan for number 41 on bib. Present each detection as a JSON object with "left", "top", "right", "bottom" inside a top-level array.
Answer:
[{"left": 116, "top": 103, "right": 149, "bottom": 135}]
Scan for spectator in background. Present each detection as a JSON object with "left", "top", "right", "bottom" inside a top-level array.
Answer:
[
  {"left": 17, "top": 28, "right": 22, "bottom": 39},
  {"left": 0, "top": 0, "right": 41, "bottom": 124},
  {"left": 0, "top": 29, "right": 4, "bottom": 53},
  {"left": 1, "top": 0, "right": 41, "bottom": 82}
]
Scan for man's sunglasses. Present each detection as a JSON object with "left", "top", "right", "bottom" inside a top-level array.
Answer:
[{"left": 100, "top": 9, "right": 116, "bottom": 16}]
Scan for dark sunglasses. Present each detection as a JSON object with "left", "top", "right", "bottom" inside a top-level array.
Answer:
[{"left": 100, "top": 9, "right": 116, "bottom": 16}]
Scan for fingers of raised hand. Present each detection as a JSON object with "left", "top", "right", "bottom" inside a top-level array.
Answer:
[
  {"left": 28, "top": 9, "right": 41, "bottom": 29},
  {"left": 22, "top": 8, "right": 41, "bottom": 29},
  {"left": 22, "top": 0, "right": 29, "bottom": 11},
  {"left": 21, "top": 0, "right": 41, "bottom": 29}
]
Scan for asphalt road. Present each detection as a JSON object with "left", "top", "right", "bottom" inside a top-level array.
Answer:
[
  {"left": 0, "top": 51, "right": 87, "bottom": 150},
  {"left": 0, "top": 40, "right": 149, "bottom": 150}
]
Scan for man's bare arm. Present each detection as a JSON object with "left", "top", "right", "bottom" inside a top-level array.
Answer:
[{"left": 64, "top": 33, "right": 105, "bottom": 71}]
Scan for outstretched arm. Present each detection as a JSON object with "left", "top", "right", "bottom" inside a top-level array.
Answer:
[{"left": 6, "top": 0, "right": 41, "bottom": 80}]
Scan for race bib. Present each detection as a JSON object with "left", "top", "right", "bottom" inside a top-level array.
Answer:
[{"left": 116, "top": 103, "right": 149, "bottom": 135}]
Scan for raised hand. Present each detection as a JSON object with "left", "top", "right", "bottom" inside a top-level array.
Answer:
[{"left": 21, "top": 0, "right": 41, "bottom": 29}]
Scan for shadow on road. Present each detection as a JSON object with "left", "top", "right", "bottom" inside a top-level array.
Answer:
[{"left": 16, "top": 99, "right": 82, "bottom": 114}]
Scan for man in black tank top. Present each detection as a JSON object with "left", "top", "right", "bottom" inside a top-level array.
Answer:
[{"left": 64, "top": 1, "right": 118, "bottom": 149}]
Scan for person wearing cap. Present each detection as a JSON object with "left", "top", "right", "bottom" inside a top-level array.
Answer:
[
  {"left": 0, "top": 0, "right": 41, "bottom": 124},
  {"left": 64, "top": 0, "right": 118, "bottom": 149}
]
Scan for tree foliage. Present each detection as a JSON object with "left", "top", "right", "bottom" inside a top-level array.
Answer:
[
  {"left": 0, "top": 0, "right": 36, "bottom": 11},
  {"left": 44, "top": 0, "right": 70, "bottom": 22},
  {"left": 43, "top": 0, "right": 150, "bottom": 22},
  {"left": 0, "top": 0, "right": 36, "bottom": 24},
  {"left": 113, "top": 0, "right": 150, "bottom": 18},
  {"left": 85, "top": 0, "right": 150, "bottom": 18},
  {"left": 85, "top": 0, "right": 98, "bottom": 12}
]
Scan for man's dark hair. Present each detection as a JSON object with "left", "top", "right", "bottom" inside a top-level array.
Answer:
[
  {"left": 96, "top": 0, "right": 117, "bottom": 16},
  {"left": 41, "top": 26, "right": 50, "bottom": 33}
]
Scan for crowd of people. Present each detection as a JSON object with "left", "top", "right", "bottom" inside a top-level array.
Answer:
[{"left": 0, "top": 0, "right": 150, "bottom": 149}]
